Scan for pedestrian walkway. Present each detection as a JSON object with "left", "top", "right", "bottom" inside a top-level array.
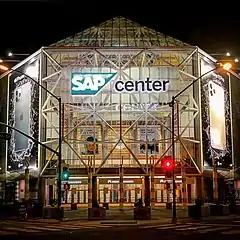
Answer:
[
  {"left": 140, "top": 222, "right": 240, "bottom": 235},
  {"left": 1, "top": 220, "right": 240, "bottom": 236},
  {"left": 0, "top": 220, "right": 117, "bottom": 236}
]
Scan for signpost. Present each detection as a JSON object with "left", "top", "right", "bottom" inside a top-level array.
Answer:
[{"left": 18, "top": 202, "right": 28, "bottom": 220}]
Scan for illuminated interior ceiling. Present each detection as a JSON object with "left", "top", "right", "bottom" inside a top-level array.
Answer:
[{"left": 50, "top": 16, "right": 190, "bottom": 48}]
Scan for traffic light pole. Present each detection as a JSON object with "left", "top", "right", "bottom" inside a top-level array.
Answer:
[
  {"left": 170, "top": 96, "right": 177, "bottom": 223},
  {"left": 57, "top": 97, "right": 62, "bottom": 219},
  {"left": 168, "top": 65, "right": 222, "bottom": 223}
]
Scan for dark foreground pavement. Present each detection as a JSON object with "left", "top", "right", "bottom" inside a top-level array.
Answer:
[{"left": 1, "top": 217, "right": 240, "bottom": 240}]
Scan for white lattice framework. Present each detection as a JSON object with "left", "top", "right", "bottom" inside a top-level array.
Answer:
[{"left": 38, "top": 17, "right": 210, "bottom": 176}]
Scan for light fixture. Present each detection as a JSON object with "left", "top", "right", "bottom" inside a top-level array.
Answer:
[
  {"left": 234, "top": 58, "right": 239, "bottom": 63},
  {"left": 0, "top": 65, "right": 9, "bottom": 71},
  {"left": 226, "top": 52, "right": 231, "bottom": 57},
  {"left": 222, "top": 62, "right": 232, "bottom": 71},
  {"left": 7, "top": 52, "right": 29, "bottom": 57},
  {"left": 0, "top": 59, "right": 2, "bottom": 63}
]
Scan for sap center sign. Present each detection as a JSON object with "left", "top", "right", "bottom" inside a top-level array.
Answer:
[{"left": 71, "top": 72, "right": 170, "bottom": 96}]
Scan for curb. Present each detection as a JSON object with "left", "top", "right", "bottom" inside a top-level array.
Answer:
[{"left": 101, "top": 220, "right": 138, "bottom": 225}]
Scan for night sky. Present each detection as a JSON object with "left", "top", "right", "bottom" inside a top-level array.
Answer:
[{"left": 0, "top": 1, "right": 240, "bottom": 62}]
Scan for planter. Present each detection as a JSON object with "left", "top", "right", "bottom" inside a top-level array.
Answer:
[
  {"left": 134, "top": 206, "right": 151, "bottom": 220},
  {"left": 88, "top": 207, "right": 106, "bottom": 220},
  {"left": 166, "top": 202, "right": 172, "bottom": 209},
  {"left": 188, "top": 205, "right": 201, "bottom": 219}
]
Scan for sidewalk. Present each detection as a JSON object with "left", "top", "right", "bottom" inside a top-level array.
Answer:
[
  {"left": 3, "top": 206, "right": 239, "bottom": 225},
  {"left": 10, "top": 214, "right": 239, "bottom": 225}
]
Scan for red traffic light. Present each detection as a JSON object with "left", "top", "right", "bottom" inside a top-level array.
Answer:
[{"left": 162, "top": 156, "right": 174, "bottom": 171}]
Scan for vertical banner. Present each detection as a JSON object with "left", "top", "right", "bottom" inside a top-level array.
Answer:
[
  {"left": 79, "top": 128, "right": 99, "bottom": 155},
  {"left": 140, "top": 127, "right": 159, "bottom": 154},
  {"left": 201, "top": 59, "right": 232, "bottom": 168},
  {"left": 7, "top": 58, "right": 40, "bottom": 171}
]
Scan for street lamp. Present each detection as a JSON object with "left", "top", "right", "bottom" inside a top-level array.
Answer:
[
  {"left": 0, "top": 59, "right": 21, "bottom": 64},
  {"left": 8, "top": 52, "right": 30, "bottom": 57},
  {"left": 169, "top": 62, "right": 232, "bottom": 224},
  {"left": 0, "top": 65, "right": 9, "bottom": 71},
  {"left": 0, "top": 64, "right": 62, "bottom": 219}
]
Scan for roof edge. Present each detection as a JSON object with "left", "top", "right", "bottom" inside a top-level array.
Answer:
[{"left": 0, "top": 48, "right": 42, "bottom": 80}]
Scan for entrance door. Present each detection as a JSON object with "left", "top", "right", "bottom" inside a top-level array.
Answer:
[
  {"left": 124, "top": 189, "right": 131, "bottom": 202},
  {"left": 111, "top": 189, "right": 118, "bottom": 203}
]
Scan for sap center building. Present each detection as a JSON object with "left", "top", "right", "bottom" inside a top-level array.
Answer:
[{"left": 1, "top": 17, "right": 239, "bottom": 206}]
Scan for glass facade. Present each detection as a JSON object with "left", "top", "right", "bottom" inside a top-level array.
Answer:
[
  {"left": 43, "top": 58, "right": 198, "bottom": 170},
  {"left": 45, "top": 177, "right": 197, "bottom": 204},
  {"left": 39, "top": 46, "right": 202, "bottom": 205}
]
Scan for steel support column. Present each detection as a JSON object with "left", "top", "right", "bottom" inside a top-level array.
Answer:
[
  {"left": 92, "top": 176, "right": 97, "bottom": 207},
  {"left": 119, "top": 164, "right": 124, "bottom": 210},
  {"left": 25, "top": 168, "right": 30, "bottom": 201},
  {"left": 150, "top": 165, "right": 155, "bottom": 207},
  {"left": 144, "top": 176, "right": 150, "bottom": 207},
  {"left": 181, "top": 163, "right": 187, "bottom": 207},
  {"left": 88, "top": 169, "right": 92, "bottom": 218},
  {"left": 213, "top": 159, "right": 218, "bottom": 201}
]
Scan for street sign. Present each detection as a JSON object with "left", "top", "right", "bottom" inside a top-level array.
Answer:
[{"left": 0, "top": 132, "right": 10, "bottom": 140}]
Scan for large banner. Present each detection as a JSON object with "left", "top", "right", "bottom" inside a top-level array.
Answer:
[
  {"left": 201, "top": 60, "right": 232, "bottom": 168},
  {"left": 139, "top": 127, "right": 159, "bottom": 154},
  {"left": 230, "top": 74, "right": 240, "bottom": 175},
  {"left": 7, "top": 58, "right": 39, "bottom": 171}
]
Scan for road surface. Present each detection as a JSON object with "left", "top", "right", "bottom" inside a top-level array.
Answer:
[{"left": 1, "top": 217, "right": 240, "bottom": 239}]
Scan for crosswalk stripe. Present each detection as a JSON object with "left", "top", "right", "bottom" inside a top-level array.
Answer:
[
  {"left": 93, "top": 225, "right": 112, "bottom": 228},
  {"left": 25, "top": 226, "right": 60, "bottom": 231},
  {"left": 141, "top": 224, "right": 174, "bottom": 229},
  {"left": 64, "top": 224, "right": 112, "bottom": 228},
  {"left": 4, "top": 227, "right": 41, "bottom": 233},
  {"left": 74, "top": 223, "right": 111, "bottom": 227},
  {"left": 0, "top": 230, "right": 18, "bottom": 235},
  {"left": 175, "top": 225, "right": 211, "bottom": 231},
  {"left": 50, "top": 225, "right": 93, "bottom": 230},
  {"left": 222, "top": 230, "right": 240, "bottom": 235},
  {"left": 197, "top": 227, "right": 232, "bottom": 234},
  {"left": 157, "top": 224, "right": 192, "bottom": 230}
]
